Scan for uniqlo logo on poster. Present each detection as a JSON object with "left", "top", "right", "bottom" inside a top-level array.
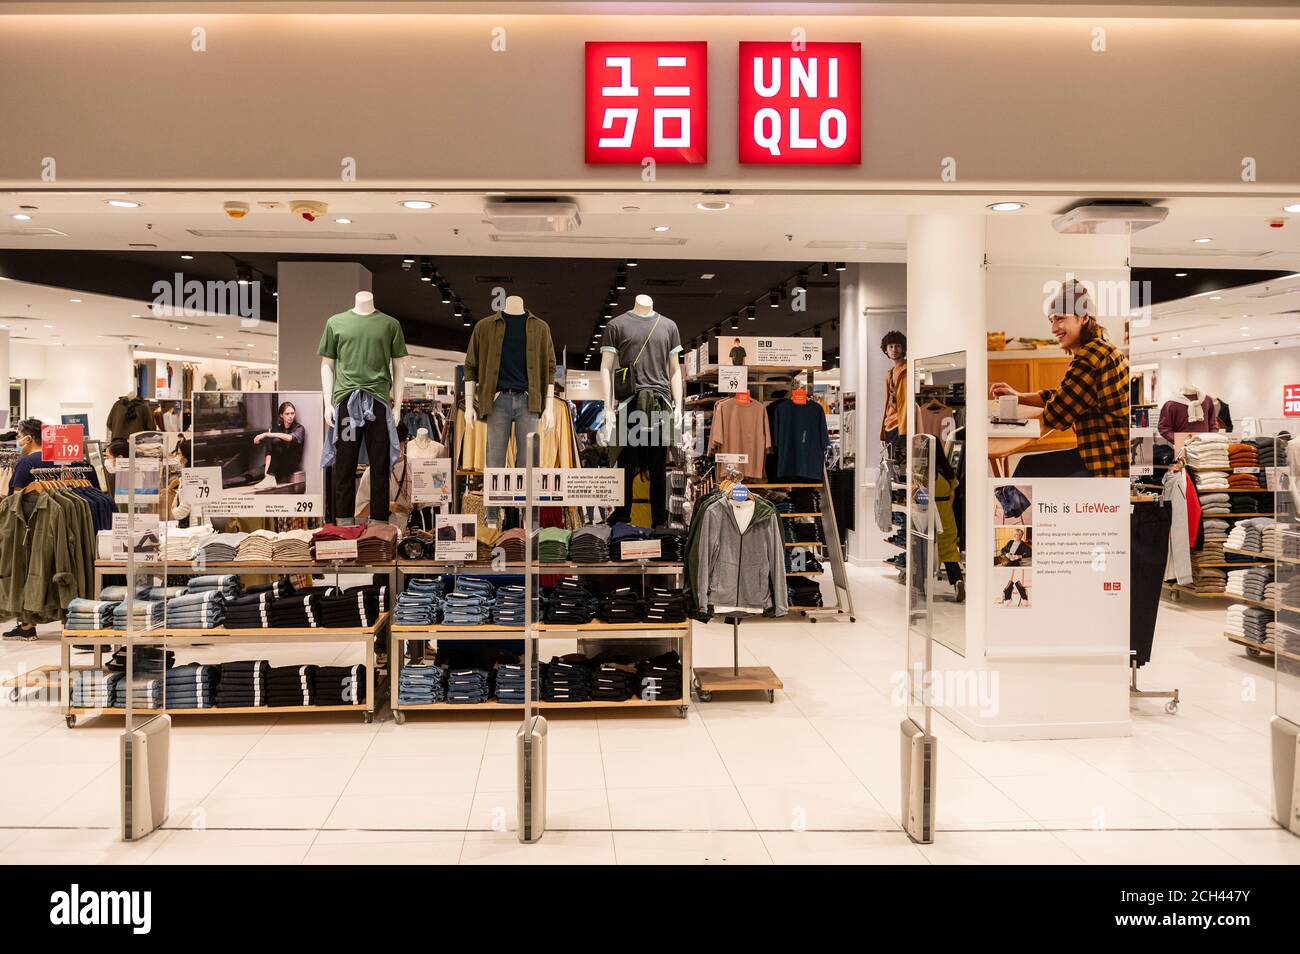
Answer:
[
  {"left": 585, "top": 41, "right": 707, "bottom": 164},
  {"left": 738, "top": 42, "right": 861, "bottom": 164},
  {"left": 1284, "top": 383, "right": 1300, "bottom": 416},
  {"left": 1103, "top": 581, "right": 1123, "bottom": 593}
]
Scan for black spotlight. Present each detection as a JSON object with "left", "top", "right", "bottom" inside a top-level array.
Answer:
[
  {"left": 730, "top": 315, "right": 740, "bottom": 330},
  {"left": 626, "top": 259, "right": 639, "bottom": 268},
  {"left": 439, "top": 284, "right": 452, "bottom": 304},
  {"left": 746, "top": 304, "right": 757, "bottom": 320},
  {"left": 235, "top": 261, "right": 253, "bottom": 285},
  {"left": 769, "top": 288, "right": 780, "bottom": 308},
  {"left": 401, "top": 257, "right": 415, "bottom": 271},
  {"left": 420, "top": 259, "right": 434, "bottom": 282},
  {"left": 615, "top": 270, "right": 628, "bottom": 291},
  {"left": 820, "top": 263, "right": 831, "bottom": 279},
  {"left": 834, "top": 262, "right": 847, "bottom": 272}
]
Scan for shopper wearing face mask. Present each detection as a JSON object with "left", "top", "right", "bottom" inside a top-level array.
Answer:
[
  {"left": 989, "top": 279, "right": 1129, "bottom": 478},
  {"left": 7, "top": 418, "right": 45, "bottom": 494}
]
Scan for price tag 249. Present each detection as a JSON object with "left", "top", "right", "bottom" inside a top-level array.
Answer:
[{"left": 179, "top": 467, "right": 225, "bottom": 505}]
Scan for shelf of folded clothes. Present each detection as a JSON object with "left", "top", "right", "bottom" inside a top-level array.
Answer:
[
  {"left": 66, "top": 703, "right": 368, "bottom": 716},
  {"left": 62, "top": 613, "right": 390, "bottom": 641},
  {"left": 395, "top": 697, "right": 685, "bottom": 711},
  {"left": 392, "top": 622, "right": 689, "bottom": 639},
  {"left": 1223, "top": 632, "right": 1300, "bottom": 664},
  {"left": 396, "top": 560, "right": 684, "bottom": 572},
  {"left": 1166, "top": 583, "right": 1271, "bottom": 607}
]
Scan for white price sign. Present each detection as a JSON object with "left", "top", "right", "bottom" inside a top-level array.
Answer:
[
  {"left": 620, "top": 539, "right": 662, "bottom": 560},
  {"left": 179, "top": 466, "right": 225, "bottom": 505},
  {"left": 410, "top": 458, "right": 452, "bottom": 505},
  {"left": 315, "top": 539, "right": 358, "bottom": 562},
  {"left": 561, "top": 469, "right": 624, "bottom": 507},
  {"left": 716, "top": 453, "right": 749, "bottom": 465},
  {"left": 435, "top": 515, "right": 477, "bottom": 562},
  {"left": 718, "top": 366, "right": 747, "bottom": 393},
  {"left": 204, "top": 495, "right": 320, "bottom": 518}
]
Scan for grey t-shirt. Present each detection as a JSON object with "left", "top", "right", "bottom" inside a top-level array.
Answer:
[{"left": 600, "top": 310, "right": 683, "bottom": 402}]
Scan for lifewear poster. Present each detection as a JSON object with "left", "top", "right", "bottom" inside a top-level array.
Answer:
[{"left": 988, "top": 478, "right": 1129, "bottom": 655}]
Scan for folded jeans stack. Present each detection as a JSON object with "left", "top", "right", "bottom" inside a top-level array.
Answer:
[
  {"left": 398, "top": 663, "right": 447, "bottom": 704},
  {"left": 610, "top": 522, "right": 653, "bottom": 560},
  {"left": 787, "top": 576, "right": 824, "bottom": 608},
  {"left": 71, "top": 670, "right": 120, "bottom": 708},
  {"left": 569, "top": 525, "right": 612, "bottom": 563},
  {"left": 542, "top": 654, "right": 591, "bottom": 702},
  {"left": 395, "top": 577, "right": 444, "bottom": 625},
  {"left": 492, "top": 584, "right": 531, "bottom": 627},
  {"left": 651, "top": 527, "right": 687, "bottom": 562},
  {"left": 147, "top": 586, "right": 187, "bottom": 602},
  {"left": 111, "top": 677, "right": 163, "bottom": 709},
  {"left": 494, "top": 662, "right": 527, "bottom": 704},
  {"left": 598, "top": 586, "right": 644, "bottom": 624},
  {"left": 318, "top": 585, "right": 388, "bottom": 628},
  {"left": 446, "top": 667, "right": 491, "bottom": 704},
  {"left": 98, "top": 585, "right": 151, "bottom": 602},
  {"left": 442, "top": 587, "right": 493, "bottom": 626},
  {"left": 543, "top": 578, "right": 599, "bottom": 624},
  {"left": 315, "top": 664, "right": 366, "bottom": 705},
  {"left": 66, "top": 598, "right": 117, "bottom": 630},
  {"left": 215, "top": 659, "right": 269, "bottom": 708},
  {"left": 268, "top": 588, "right": 337, "bottom": 628},
  {"left": 590, "top": 659, "right": 638, "bottom": 701},
  {"left": 112, "top": 600, "right": 164, "bottom": 630},
  {"left": 187, "top": 575, "right": 242, "bottom": 599},
  {"left": 637, "top": 650, "right": 683, "bottom": 701},
  {"left": 644, "top": 587, "right": 689, "bottom": 623},
  {"left": 164, "top": 662, "right": 219, "bottom": 709},
  {"left": 266, "top": 664, "right": 318, "bottom": 706},
  {"left": 163, "top": 590, "right": 227, "bottom": 629},
  {"left": 223, "top": 591, "right": 276, "bottom": 629}
]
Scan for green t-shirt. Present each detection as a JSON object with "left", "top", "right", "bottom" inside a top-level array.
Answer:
[{"left": 318, "top": 309, "right": 409, "bottom": 407}]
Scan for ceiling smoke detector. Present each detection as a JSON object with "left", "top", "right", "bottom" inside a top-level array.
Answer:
[
  {"left": 289, "top": 200, "right": 329, "bottom": 223},
  {"left": 1052, "top": 201, "right": 1169, "bottom": 235},
  {"left": 224, "top": 201, "right": 251, "bottom": 219},
  {"left": 483, "top": 199, "right": 581, "bottom": 233}
]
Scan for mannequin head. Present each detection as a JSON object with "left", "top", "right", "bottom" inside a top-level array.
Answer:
[
  {"left": 633, "top": 294, "right": 655, "bottom": 315},
  {"left": 504, "top": 295, "right": 526, "bottom": 315},
  {"left": 354, "top": 291, "right": 375, "bottom": 314},
  {"left": 415, "top": 427, "right": 430, "bottom": 441}
]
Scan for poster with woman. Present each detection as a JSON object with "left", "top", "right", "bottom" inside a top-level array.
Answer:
[{"left": 191, "top": 390, "right": 324, "bottom": 516}]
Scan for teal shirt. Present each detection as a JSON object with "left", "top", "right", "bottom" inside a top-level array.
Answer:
[{"left": 318, "top": 309, "right": 409, "bottom": 407}]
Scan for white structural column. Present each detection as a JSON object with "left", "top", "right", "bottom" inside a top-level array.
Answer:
[
  {"left": 0, "top": 330, "right": 9, "bottom": 424},
  {"left": 907, "top": 214, "right": 1131, "bottom": 740},
  {"left": 839, "top": 263, "right": 906, "bottom": 565}
]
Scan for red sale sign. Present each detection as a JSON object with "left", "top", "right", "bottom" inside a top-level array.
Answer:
[
  {"left": 738, "top": 42, "right": 861, "bottom": 164},
  {"left": 585, "top": 41, "right": 708, "bottom": 164},
  {"left": 1284, "top": 383, "right": 1300, "bottom": 416},
  {"left": 41, "top": 424, "right": 84, "bottom": 463}
]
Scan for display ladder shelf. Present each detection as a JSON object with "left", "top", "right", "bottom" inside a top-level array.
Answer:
[
  {"left": 59, "top": 615, "right": 387, "bottom": 727},
  {"left": 1197, "top": 560, "right": 1272, "bottom": 568},
  {"left": 1223, "top": 632, "right": 1300, "bottom": 664},
  {"left": 395, "top": 698, "right": 684, "bottom": 712},
  {"left": 91, "top": 559, "right": 399, "bottom": 605}
]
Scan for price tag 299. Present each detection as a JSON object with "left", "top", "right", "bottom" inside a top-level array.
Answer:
[{"left": 179, "top": 466, "right": 225, "bottom": 506}]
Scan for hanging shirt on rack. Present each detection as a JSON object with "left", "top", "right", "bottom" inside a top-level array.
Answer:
[
  {"left": 709, "top": 396, "right": 770, "bottom": 481},
  {"left": 767, "top": 398, "right": 830, "bottom": 483}
]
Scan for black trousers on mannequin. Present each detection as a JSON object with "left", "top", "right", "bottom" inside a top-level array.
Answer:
[
  {"left": 331, "top": 401, "right": 391, "bottom": 521},
  {"left": 1130, "top": 501, "right": 1171, "bottom": 668},
  {"left": 608, "top": 442, "right": 668, "bottom": 528}
]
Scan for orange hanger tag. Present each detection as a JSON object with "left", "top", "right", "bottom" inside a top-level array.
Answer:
[
  {"left": 735, "top": 391, "right": 752, "bottom": 405},
  {"left": 791, "top": 389, "right": 808, "bottom": 405}
]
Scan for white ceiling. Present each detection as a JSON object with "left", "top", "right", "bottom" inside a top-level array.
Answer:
[{"left": 1131, "top": 271, "right": 1300, "bottom": 361}]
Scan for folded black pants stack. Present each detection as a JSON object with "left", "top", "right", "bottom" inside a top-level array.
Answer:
[
  {"left": 266, "top": 664, "right": 318, "bottom": 706},
  {"left": 215, "top": 659, "right": 270, "bottom": 708}
]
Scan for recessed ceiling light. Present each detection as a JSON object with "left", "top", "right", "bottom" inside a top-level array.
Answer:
[
  {"left": 11, "top": 213, "right": 31, "bottom": 221},
  {"left": 652, "top": 225, "right": 670, "bottom": 232},
  {"left": 987, "top": 201, "right": 1026, "bottom": 212},
  {"left": 43, "top": 324, "right": 53, "bottom": 328},
  {"left": 696, "top": 200, "right": 731, "bottom": 212},
  {"left": 1209, "top": 296, "right": 1222, "bottom": 301},
  {"left": 1174, "top": 272, "right": 1188, "bottom": 277},
  {"left": 1240, "top": 326, "right": 1249, "bottom": 330},
  {"left": 215, "top": 335, "right": 224, "bottom": 339},
  {"left": 700, "top": 273, "right": 715, "bottom": 280},
  {"left": 1253, "top": 346, "right": 1262, "bottom": 350},
  {"left": 400, "top": 200, "right": 435, "bottom": 210},
  {"left": 1192, "top": 339, "right": 1201, "bottom": 343},
  {"left": 0, "top": 276, "right": 9, "bottom": 281},
  {"left": 1210, "top": 351, "right": 1218, "bottom": 355},
  {"left": 1172, "top": 335, "right": 1182, "bottom": 340},
  {"left": 69, "top": 298, "right": 81, "bottom": 303},
  {"left": 1285, "top": 203, "right": 1300, "bottom": 214},
  {"left": 246, "top": 343, "right": 255, "bottom": 348},
  {"left": 106, "top": 199, "right": 141, "bottom": 208},
  {"left": 1193, "top": 237, "right": 1213, "bottom": 244},
  {"left": 335, "top": 217, "right": 352, "bottom": 224},
  {"left": 180, "top": 253, "right": 194, "bottom": 260},
  {"left": 177, "top": 326, "right": 188, "bottom": 331}
]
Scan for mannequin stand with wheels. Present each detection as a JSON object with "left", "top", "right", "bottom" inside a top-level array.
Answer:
[{"left": 319, "top": 290, "right": 408, "bottom": 524}]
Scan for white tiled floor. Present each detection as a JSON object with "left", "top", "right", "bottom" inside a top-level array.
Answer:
[{"left": 0, "top": 565, "right": 1295, "bottom": 864}]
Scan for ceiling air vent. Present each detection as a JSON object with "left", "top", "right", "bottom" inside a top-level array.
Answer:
[
  {"left": 483, "top": 198, "right": 581, "bottom": 233},
  {"left": 1053, "top": 202, "right": 1169, "bottom": 235},
  {"left": 186, "top": 229, "right": 397, "bottom": 241},
  {"left": 489, "top": 234, "right": 685, "bottom": 247},
  {"left": 0, "top": 227, "right": 68, "bottom": 237}
]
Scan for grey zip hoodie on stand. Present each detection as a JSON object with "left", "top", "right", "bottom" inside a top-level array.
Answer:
[{"left": 694, "top": 496, "right": 789, "bottom": 618}]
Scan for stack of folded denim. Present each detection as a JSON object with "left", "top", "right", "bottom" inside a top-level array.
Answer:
[
  {"left": 146, "top": 586, "right": 187, "bottom": 602},
  {"left": 395, "top": 577, "right": 444, "bottom": 625},
  {"left": 197, "top": 533, "right": 246, "bottom": 563},
  {"left": 610, "top": 522, "right": 653, "bottom": 560},
  {"left": 446, "top": 667, "right": 491, "bottom": 704},
  {"left": 644, "top": 587, "right": 688, "bottom": 623},
  {"left": 494, "top": 662, "right": 527, "bottom": 703},
  {"left": 536, "top": 527, "right": 570, "bottom": 563},
  {"left": 442, "top": 578, "right": 495, "bottom": 625},
  {"left": 163, "top": 663, "right": 219, "bottom": 709},
  {"left": 398, "top": 663, "right": 447, "bottom": 704},
  {"left": 650, "top": 527, "right": 687, "bottom": 562},
  {"left": 215, "top": 660, "right": 268, "bottom": 707},
  {"left": 318, "top": 585, "right": 388, "bottom": 628},
  {"left": 106, "top": 646, "right": 174, "bottom": 675},
  {"left": 246, "top": 579, "right": 296, "bottom": 600},
  {"left": 71, "top": 670, "right": 119, "bottom": 707},
  {"left": 787, "top": 577, "right": 824, "bottom": 608},
  {"left": 569, "top": 525, "right": 611, "bottom": 563},
  {"left": 223, "top": 591, "right": 275, "bottom": 629},
  {"left": 112, "top": 600, "right": 164, "bottom": 630},
  {"left": 791, "top": 522, "right": 823, "bottom": 544},
  {"left": 187, "top": 575, "right": 241, "bottom": 599},
  {"left": 98, "top": 584, "right": 150, "bottom": 602},
  {"left": 164, "top": 590, "right": 227, "bottom": 629},
  {"left": 541, "top": 654, "right": 591, "bottom": 702},
  {"left": 1242, "top": 606, "right": 1274, "bottom": 645},
  {"left": 491, "top": 585, "right": 531, "bottom": 626},
  {"left": 590, "top": 657, "right": 638, "bottom": 701},
  {"left": 786, "top": 550, "right": 824, "bottom": 573},
  {"left": 111, "top": 677, "right": 163, "bottom": 709},
  {"left": 356, "top": 522, "right": 400, "bottom": 562},
  {"left": 268, "top": 588, "right": 336, "bottom": 628},
  {"left": 637, "top": 650, "right": 683, "bottom": 700},
  {"left": 315, "top": 664, "right": 366, "bottom": 704},
  {"left": 543, "top": 578, "right": 599, "bottom": 624},
  {"left": 66, "top": 598, "right": 117, "bottom": 630},
  {"left": 266, "top": 664, "right": 318, "bottom": 706},
  {"left": 598, "top": 587, "right": 644, "bottom": 623},
  {"left": 790, "top": 488, "right": 821, "bottom": 513}
]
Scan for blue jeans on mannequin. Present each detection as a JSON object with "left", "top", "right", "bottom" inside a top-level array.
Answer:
[{"left": 485, "top": 389, "right": 539, "bottom": 525}]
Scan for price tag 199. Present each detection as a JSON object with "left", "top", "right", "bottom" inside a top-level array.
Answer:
[{"left": 179, "top": 466, "right": 225, "bottom": 505}]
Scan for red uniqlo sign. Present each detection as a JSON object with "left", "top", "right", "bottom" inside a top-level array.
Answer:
[
  {"left": 585, "top": 41, "right": 708, "bottom": 164},
  {"left": 738, "top": 42, "right": 861, "bottom": 164},
  {"left": 41, "top": 424, "right": 84, "bottom": 463},
  {"left": 1284, "top": 384, "right": 1300, "bottom": 416}
]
